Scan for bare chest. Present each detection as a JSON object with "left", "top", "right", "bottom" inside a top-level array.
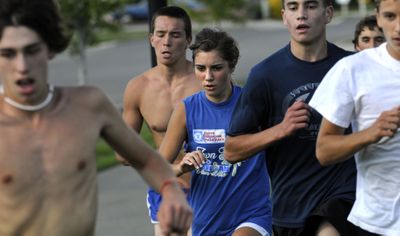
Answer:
[
  {"left": 140, "top": 83, "right": 197, "bottom": 134},
  {"left": 0, "top": 114, "right": 99, "bottom": 196}
]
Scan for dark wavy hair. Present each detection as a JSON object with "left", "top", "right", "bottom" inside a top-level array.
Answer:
[
  {"left": 0, "top": 0, "right": 70, "bottom": 53},
  {"left": 190, "top": 28, "right": 240, "bottom": 71},
  {"left": 352, "top": 15, "right": 383, "bottom": 48}
]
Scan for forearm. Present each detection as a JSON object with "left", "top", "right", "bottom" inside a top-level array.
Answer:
[
  {"left": 136, "top": 150, "right": 182, "bottom": 193},
  {"left": 316, "top": 130, "right": 373, "bottom": 166},
  {"left": 225, "top": 125, "right": 284, "bottom": 163},
  {"left": 115, "top": 109, "right": 143, "bottom": 165}
]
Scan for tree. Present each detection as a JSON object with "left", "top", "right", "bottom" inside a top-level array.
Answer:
[
  {"left": 198, "top": 0, "right": 247, "bottom": 23},
  {"left": 58, "top": 0, "right": 127, "bottom": 85}
]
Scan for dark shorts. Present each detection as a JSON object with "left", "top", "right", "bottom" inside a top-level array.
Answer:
[{"left": 273, "top": 198, "right": 380, "bottom": 236}]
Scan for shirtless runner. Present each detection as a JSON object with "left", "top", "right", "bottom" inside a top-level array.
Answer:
[
  {"left": 116, "top": 6, "right": 201, "bottom": 236},
  {"left": 0, "top": 1, "right": 192, "bottom": 235}
]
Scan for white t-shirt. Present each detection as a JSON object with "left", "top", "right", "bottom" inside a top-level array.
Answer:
[{"left": 310, "top": 43, "right": 400, "bottom": 236}]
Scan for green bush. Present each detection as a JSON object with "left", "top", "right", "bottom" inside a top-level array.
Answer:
[
  {"left": 269, "top": 0, "right": 282, "bottom": 19},
  {"left": 96, "top": 123, "right": 155, "bottom": 171}
]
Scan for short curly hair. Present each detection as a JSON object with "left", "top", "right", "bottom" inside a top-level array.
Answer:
[
  {"left": 352, "top": 15, "right": 383, "bottom": 48},
  {"left": 190, "top": 28, "right": 240, "bottom": 71}
]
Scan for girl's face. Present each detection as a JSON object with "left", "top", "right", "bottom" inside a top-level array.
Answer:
[{"left": 194, "top": 50, "right": 233, "bottom": 103}]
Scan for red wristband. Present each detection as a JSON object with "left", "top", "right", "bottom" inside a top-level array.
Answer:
[{"left": 159, "top": 178, "right": 179, "bottom": 195}]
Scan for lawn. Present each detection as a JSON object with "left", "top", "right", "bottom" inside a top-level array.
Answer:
[
  {"left": 96, "top": 123, "right": 155, "bottom": 171},
  {"left": 95, "top": 28, "right": 148, "bottom": 45}
]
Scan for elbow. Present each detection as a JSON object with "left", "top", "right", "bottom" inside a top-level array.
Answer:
[
  {"left": 224, "top": 149, "right": 239, "bottom": 164},
  {"left": 316, "top": 152, "right": 330, "bottom": 166},
  {"left": 315, "top": 146, "right": 335, "bottom": 166},
  {"left": 315, "top": 137, "right": 332, "bottom": 166},
  {"left": 224, "top": 139, "right": 241, "bottom": 164}
]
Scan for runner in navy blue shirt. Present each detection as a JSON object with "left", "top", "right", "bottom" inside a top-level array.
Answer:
[{"left": 224, "top": 0, "right": 362, "bottom": 235}]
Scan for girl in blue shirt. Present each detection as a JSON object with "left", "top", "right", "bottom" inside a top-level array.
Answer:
[{"left": 158, "top": 28, "right": 272, "bottom": 236}]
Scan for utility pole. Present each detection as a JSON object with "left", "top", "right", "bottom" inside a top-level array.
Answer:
[{"left": 148, "top": 0, "right": 167, "bottom": 67}]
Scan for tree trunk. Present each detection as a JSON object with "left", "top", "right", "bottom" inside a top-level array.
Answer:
[
  {"left": 357, "top": 0, "right": 367, "bottom": 16},
  {"left": 76, "top": 26, "right": 88, "bottom": 85}
]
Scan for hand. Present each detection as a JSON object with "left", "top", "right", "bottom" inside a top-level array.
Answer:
[
  {"left": 279, "top": 100, "right": 311, "bottom": 137},
  {"left": 367, "top": 106, "right": 400, "bottom": 143},
  {"left": 178, "top": 151, "right": 205, "bottom": 175},
  {"left": 157, "top": 185, "right": 193, "bottom": 235},
  {"left": 115, "top": 155, "right": 131, "bottom": 166}
]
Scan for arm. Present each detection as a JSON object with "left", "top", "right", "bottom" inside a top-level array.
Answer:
[
  {"left": 158, "top": 103, "right": 205, "bottom": 176},
  {"left": 171, "top": 151, "right": 205, "bottom": 176},
  {"left": 316, "top": 106, "right": 400, "bottom": 166},
  {"left": 115, "top": 78, "right": 144, "bottom": 165},
  {"left": 158, "top": 102, "right": 187, "bottom": 163},
  {"left": 225, "top": 101, "right": 310, "bottom": 163},
  {"left": 97, "top": 89, "right": 192, "bottom": 235}
]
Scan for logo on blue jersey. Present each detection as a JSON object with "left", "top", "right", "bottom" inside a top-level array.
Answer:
[
  {"left": 193, "top": 129, "right": 225, "bottom": 144},
  {"left": 195, "top": 146, "right": 242, "bottom": 177}
]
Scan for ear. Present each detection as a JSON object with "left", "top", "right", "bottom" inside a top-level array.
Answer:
[
  {"left": 281, "top": 8, "right": 287, "bottom": 26},
  {"left": 149, "top": 33, "right": 155, "bottom": 48},
  {"left": 325, "top": 5, "right": 334, "bottom": 24},
  {"left": 376, "top": 9, "right": 382, "bottom": 28}
]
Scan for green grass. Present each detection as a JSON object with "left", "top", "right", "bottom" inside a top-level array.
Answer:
[
  {"left": 96, "top": 123, "right": 155, "bottom": 171},
  {"left": 95, "top": 27, "right": 148, "bottom": 45},
  {"left": 95, "top": 139, "right": 118, "bottom": 171}
]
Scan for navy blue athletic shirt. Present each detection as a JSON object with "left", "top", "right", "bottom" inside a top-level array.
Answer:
[{"left": 228, "top": 43, "right": 356, "bottom": 227}]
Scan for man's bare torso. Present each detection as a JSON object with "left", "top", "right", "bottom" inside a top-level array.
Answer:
[
  {"left": 142, "top": 78, "right": 198, "bottom": 146},
  {"left": 0, "top": 87, "right": 104, "bottom": 236},
  {"left": 129, "top": 65, "right": 201, "bottom": 148},
  {"left": 123, "top": 64, "right": 200, "bottom": 187}
]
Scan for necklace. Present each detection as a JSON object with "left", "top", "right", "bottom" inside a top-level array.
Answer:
[{"left": 0, "top": 85, "right": 55, "bottom": 111}]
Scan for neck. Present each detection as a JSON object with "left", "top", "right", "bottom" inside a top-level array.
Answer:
[
  {"left": 207, "top": 82, "right": 233, "bottom": 104},
  {"left": 158, "top": 60, "right": 193, "bottom": 83},
  {"left": 1, "top": 85, "right": 54, "bottom": 112},
  {"left": 290, "top": 39, "right": 328, "bottom": 62}
]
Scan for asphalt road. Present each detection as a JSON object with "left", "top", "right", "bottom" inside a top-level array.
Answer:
[
  {"left": 49, "top": 16, "right": 358, "bottom": 107},
  {"left": 47, "top": 16, "right": 361, "bottom": 236}
]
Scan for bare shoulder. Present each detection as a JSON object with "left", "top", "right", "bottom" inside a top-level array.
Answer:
[
  {"left": 123, "top": 68, "right": 163, "bottom": 105},
  {"left": 67, "top": 85, "right": 106, "bottom": 100},
  {"left": 60, "top": 86, "right": 112, "bottom": 111},
  {"left": 125, "top": 69, "right": 158, "bottom": 93}
]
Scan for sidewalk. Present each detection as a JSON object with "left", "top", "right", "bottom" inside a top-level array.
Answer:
[
  {"left": 123, "top": 16, "right": 354, "bottom": 51},
  {"left": 96, "top": 166, "right": 153, "bottom": 236}
]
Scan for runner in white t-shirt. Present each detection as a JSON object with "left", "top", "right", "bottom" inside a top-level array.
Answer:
[{"left": 309, "top": 0, "right": 400, "bottom": 235}]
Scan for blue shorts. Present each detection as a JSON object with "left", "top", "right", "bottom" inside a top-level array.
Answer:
[{"left": 146, "top": 188, "right": 190, "bottom": 224}]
